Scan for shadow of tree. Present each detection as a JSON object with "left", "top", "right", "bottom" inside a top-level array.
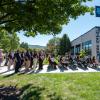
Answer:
[
  {"left": 47, "top": 92, "right": 63, "bottom": 100},
  {"left": 0, "top": 84, "right": 63, "bottom": 100},
  {"left": 0, "top": 85, "right": 21, "bottom": 100},
  {"left": 20, "top": 86, "right": 45, "bottom": 100},
  {"left": 20, "top": 85, "right": 63, "bottom": 100}
]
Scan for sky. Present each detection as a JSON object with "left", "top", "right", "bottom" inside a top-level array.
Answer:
[{"left": 17, "top": 0, "right": 100, "bottom": 46}]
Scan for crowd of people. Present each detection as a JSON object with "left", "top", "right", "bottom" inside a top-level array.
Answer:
[
  {"left": 0, "top": 49, "right": 99, "bottom": 73},
  {"left": 3, "top": 50, "right": 45, "bottom": 73},
  {"left": 59, "top": 55, "right": 98, "bottom": 70}
]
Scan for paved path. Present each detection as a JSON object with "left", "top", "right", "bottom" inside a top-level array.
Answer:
[
  {"left": 0, "top": 61, "right": 100, "bottom": 75},
  {"left": 0, "top": 64, "right": 100, "bottom": 76}
]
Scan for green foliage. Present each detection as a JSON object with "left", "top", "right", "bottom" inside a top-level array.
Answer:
[
  {"left": 0, "top": 29, "right": 20, "bottom": 52},
  {"left": 46, "top": 37, "right": 61, "bottom": 54},
  {"left": 43, "top": 58, "right": 49, "bottom": 65},
  {"left": 0, "top": 0, "right": 94, "bottom": 36},
  {"left": 80, "top": 49, "right": 86, "bottom": 58},
  {"left": 10, "top": 32, "right": 20, "bottom": 50},
  {"left": 18, "top": 47, "right": 26, "bottom": 52},
  {"left": 43, "top": 56, "right": 59, "bottom": 65},
  {"left": 59, "top": 34, "right": 71, "bottom": 55},
  {"left": 20, "top": 42, "right": 29, "bottom": 50}
]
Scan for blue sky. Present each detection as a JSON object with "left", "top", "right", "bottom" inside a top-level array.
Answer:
[{"left": 17, "top": 0, "right": 100, "bottom": 46}]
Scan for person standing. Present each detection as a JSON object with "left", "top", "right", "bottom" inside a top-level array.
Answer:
[
  {"left": 24, "top": 56, "right": 30, "bottom": 72},
  {"left": 21, "top": 50, "right": 30, "bottom": 72},
  {"left": 20, "top": 51, "right": 25, "bottom": 67},
  {"left": 11, "top": 51, "right": 15, "bottom": 63},
  {"left": 4, "top": 52, "right": 9, "bottom": 66},
  {"left": 33, "top": 51, "right": 38, "bottom": 71},
  {"left": 30, "top": 51, "right": 33, "bottom": 69},
  {"left": 8, "top": 52, "right": 13, "bottom": 70},
  {"left": 14, "top": 50, "right": 21, "bottom": 73},
  {"left": 38, "top": 51, "right": 45, "bottom": 70},
  {"left": 0, "top": 49, "right": 3, "bottom": 67}
]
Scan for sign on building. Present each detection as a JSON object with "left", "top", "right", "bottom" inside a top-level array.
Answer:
[{"left": 95, "top": 6, "right": 100, "bottom": 17}]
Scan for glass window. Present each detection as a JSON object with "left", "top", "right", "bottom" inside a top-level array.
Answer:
[
  {"left": 75, "top": 45, "right": 81, "bottom": 54},
  {"left": 96, "top": 32, "right": 99, "bottom": 37},
  {"left": 97, "top": 51, "right": 99, "bottom": 54},
  {"left": 82, "top": 40, "right": 92, "bottom": 55},
  {"left": 96, "top": 38, "right": 99, "bottom": 43},
  {"left": 71, "top": 47, "right": 74, "bottom": 55}
]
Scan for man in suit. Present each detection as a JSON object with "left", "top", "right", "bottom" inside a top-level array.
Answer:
[{"left": 14, "top": 50, "right": 21, "bottom": 73}]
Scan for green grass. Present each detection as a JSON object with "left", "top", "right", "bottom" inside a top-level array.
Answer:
[{"left": 0, "top": 73, "right": 100, "bottom": 100}]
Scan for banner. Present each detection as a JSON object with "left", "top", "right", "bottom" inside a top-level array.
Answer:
[{"left": 95, "top": 6, "right": 100, "bottom": 17}]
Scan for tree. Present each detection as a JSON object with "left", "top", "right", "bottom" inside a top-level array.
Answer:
[
  {"left": 59, "top": 34, "right": 71, "bottom": 55},
  {"left": 0, "top": 0, "right": 94, "bottom": 36},
  {"left": 0, "top": 30, "right": 11, "bottom": 52},
  {"left": 80, "top": 49, "right": 86, "bottom": 58},
  {"left": 0, "top": 29, "right": 20, "bottom": 52},
  {"left": 20, "top": 42, "right": 29, "bottom": 49},
  {"left": 46, "top": 37, "right": 61, "bottom": 54},
  {"left": 10, "top": 32, "right": 20, "bottom": 50}
]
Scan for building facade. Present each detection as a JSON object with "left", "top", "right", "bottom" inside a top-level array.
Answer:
[{"left": 71, "top": 26, "right": 100, "bottom": 59}]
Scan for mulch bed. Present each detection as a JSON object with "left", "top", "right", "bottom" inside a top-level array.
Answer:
[{"left": 0, "top": 86, "right": 21, "bottom": 100}]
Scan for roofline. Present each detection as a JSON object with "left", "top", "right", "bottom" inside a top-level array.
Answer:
[{"left": 71, "top": 26, "right": 100, "bottom": 42}]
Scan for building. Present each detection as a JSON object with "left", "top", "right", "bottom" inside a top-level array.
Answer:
[{"left": 71, "top": 26, "right": 100, "bottom": 59}]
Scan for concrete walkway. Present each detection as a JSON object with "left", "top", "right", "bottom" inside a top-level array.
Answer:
[
  {"left": 0, "top": 61, "right": 100, "bottom": 75},
  {"left": 0, "top": 64, "right": 100, "bottom": 76}
]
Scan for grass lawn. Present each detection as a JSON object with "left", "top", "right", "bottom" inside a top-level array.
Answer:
[{"left": 0, "top": 73, "right": 100, "bottom": 100}]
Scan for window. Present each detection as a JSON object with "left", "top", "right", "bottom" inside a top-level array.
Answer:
[
  {"left": 96, "top": 45, "right": 99, "bottom": 54},
  {"left": 96, "top": 37, "right": 100, "bottom": 43},
  {"left": 71, "top": 47, "right": 74, "bottom": 55},
  {"left": 82, "top": 40, "right": 92, "bottom": 55},
  {"left": 75, "top": 45, "right": 81, "bottom": 54},
  {"left": 97, "top": 51, "right": 99, "bottom": 54},
  {"left": 96, "top": 32, "right": 99, "bottom": 37}
]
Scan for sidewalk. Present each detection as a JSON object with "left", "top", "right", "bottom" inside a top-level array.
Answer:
[{"left": 0, "top": 65, "right": 100, "bottom": 76}]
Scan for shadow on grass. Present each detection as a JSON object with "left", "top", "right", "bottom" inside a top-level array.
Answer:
[
  {"left": 47, "top": 92, "right": 63, "bottom": 100},
  {"left": 20, "top": 84, "right": 63, "bottom": 100},
  {"left": 0, "top": 84, "right": 32, "bottom": 100},
  {"left": 0, "top": 84, "right": 63, "bottom": 100},
  {"left": 20, "top": 85, "right": 45, "bottom": 100},
  {"left": 0, "top": 85, "right": 20, "bottom": 100}
]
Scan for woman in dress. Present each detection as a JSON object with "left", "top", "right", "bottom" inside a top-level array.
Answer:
[
  {"left": 49, "top": 54, "right": 57, "bottom": 69},
  {"left": 92, "top": 56, "right": 97, "bottom": 68},
  {"left": 33, "top": 50, "right": 38, "bottom": 71},
  {"left": 24, "top": 51, "right": 31, "bottom": 72},
  {"left": 38, "top": 51, "right": 45, "bottom": 70},
  {"left": 8, "top": 52, "right": 13, "bottom": 70}
]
